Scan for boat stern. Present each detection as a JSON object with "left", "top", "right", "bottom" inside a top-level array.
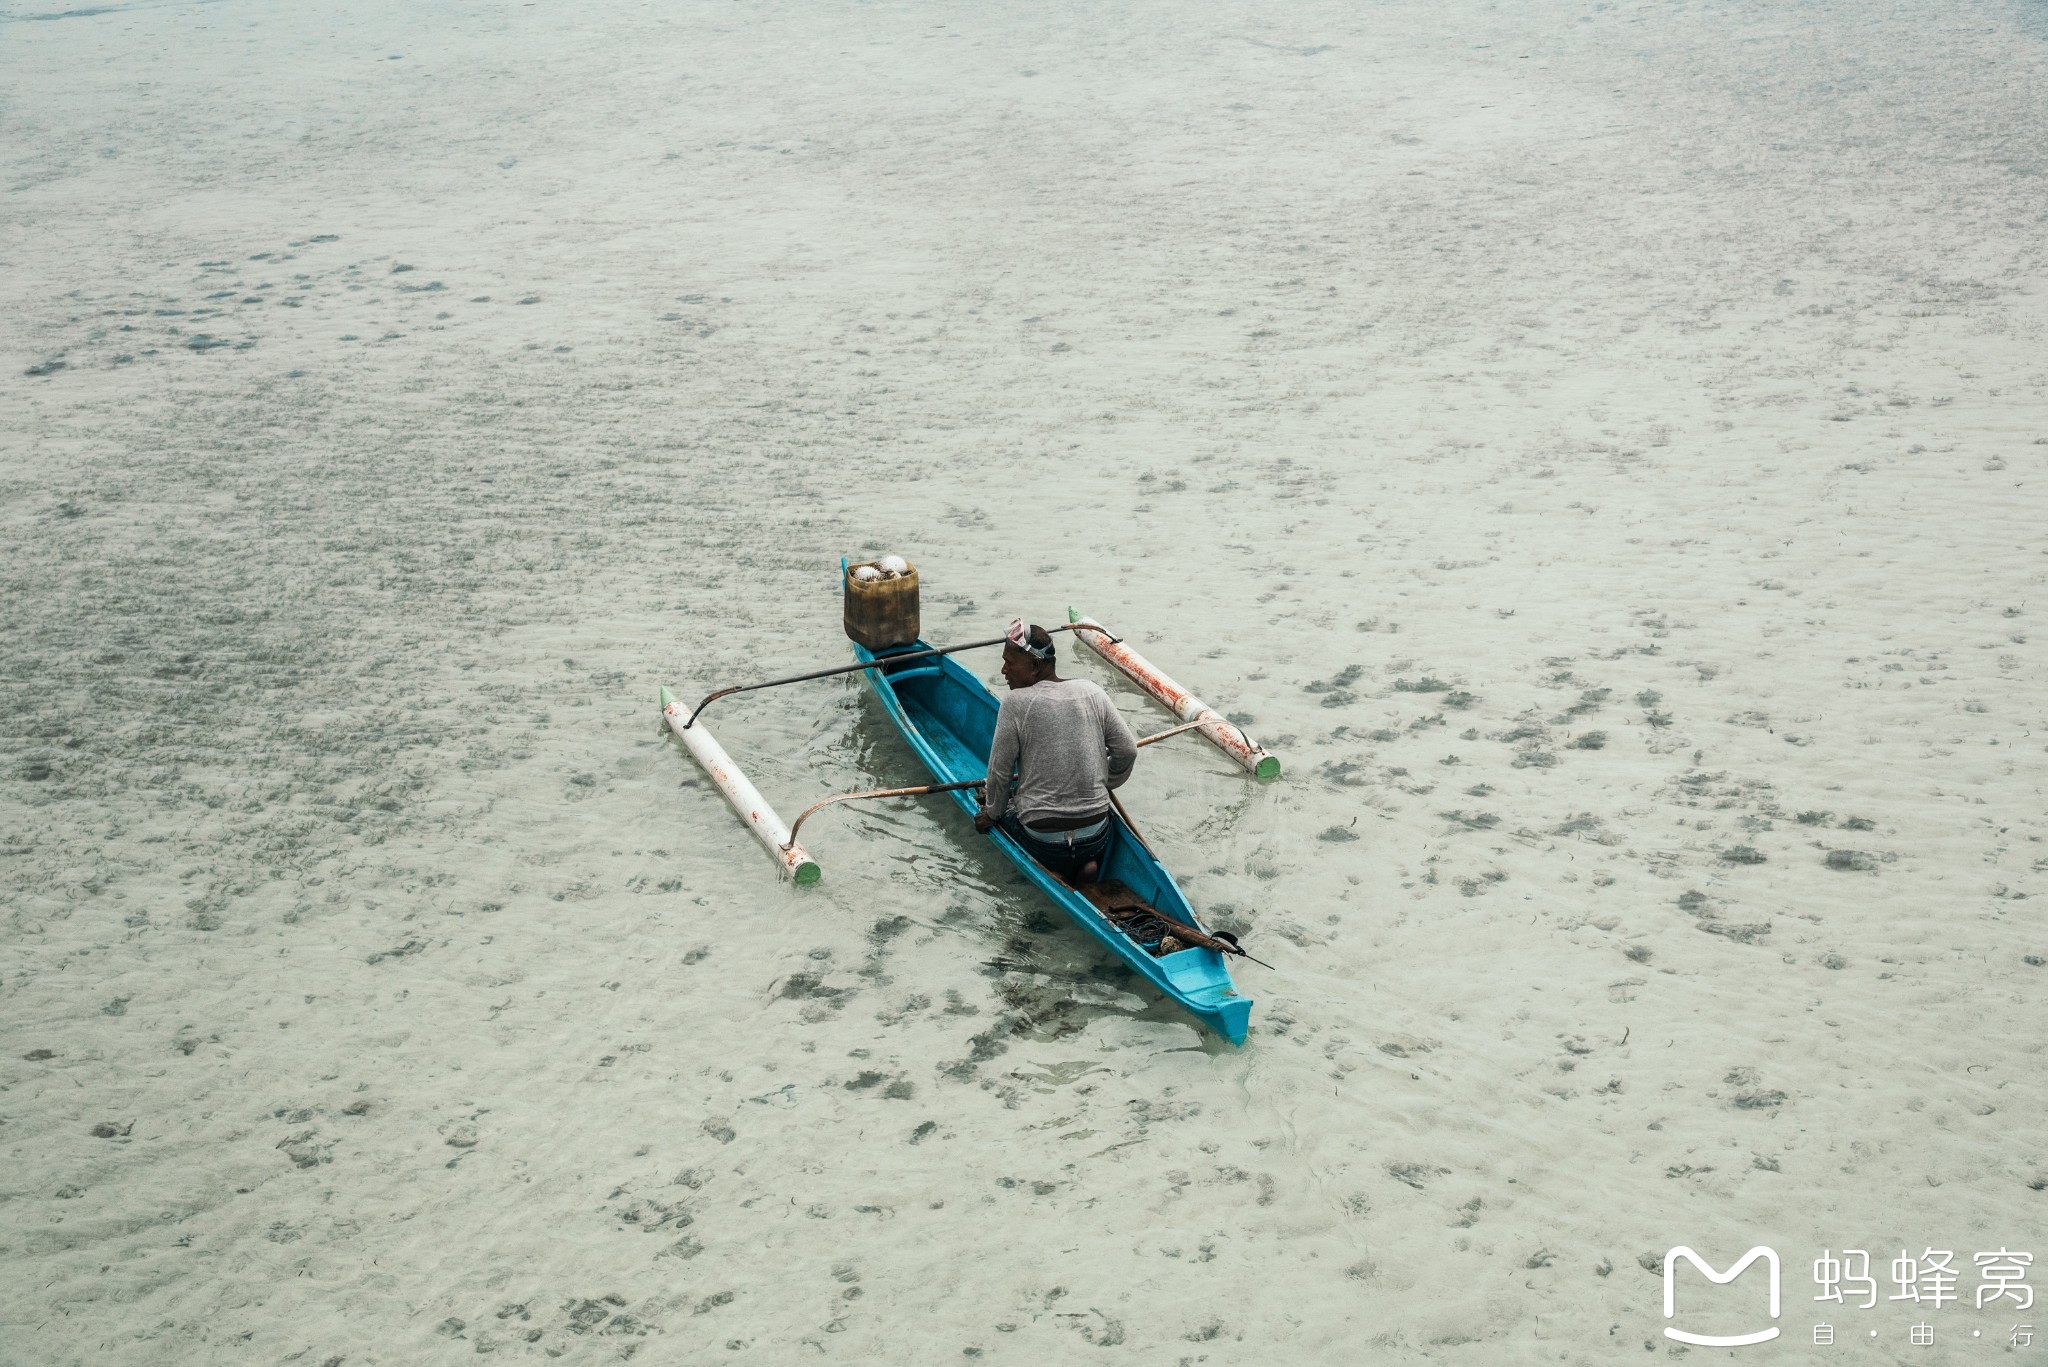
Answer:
[
  {"left": 1207, "top": 995, "right": 1252, "bottom": 1047},
  {"left": 1159, "top": 949, "right": 1253, "bottom": 1046}
]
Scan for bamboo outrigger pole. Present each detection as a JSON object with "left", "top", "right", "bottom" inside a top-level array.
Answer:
[
  {"left": 778, "top": 719, "right": 1212, "bottom": 854},
  {"left": 660, "top": 686, "right": 821, "bottom": 885},
  {"left": 782, "top": 721, "right": 1201, "bottom": 852},
  {"left": 1067, "top": 609, "right": 1281, "bottom": 781},
  {"left": 782, "top": 779, "right": 983, "bottom": 849},
  {"left": 671, "top": 622, "right": 1118, "bottom": 730}
]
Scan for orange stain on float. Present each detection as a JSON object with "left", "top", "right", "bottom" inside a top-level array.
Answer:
[{"left": 1078, "top": 623, "right": 1271, "bottom": 774}]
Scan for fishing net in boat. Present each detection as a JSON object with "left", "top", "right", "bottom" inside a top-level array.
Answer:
[
  {"left": 1080, "top": 880, "right": 1191, "bottom": 957},
  {"left": 1111, "top": 907, "right": 1185, "bottom": 956}
]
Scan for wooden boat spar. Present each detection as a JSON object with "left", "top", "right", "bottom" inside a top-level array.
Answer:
[{"left": 853, "top": 636, "right": 1254, "bottom": 1046}]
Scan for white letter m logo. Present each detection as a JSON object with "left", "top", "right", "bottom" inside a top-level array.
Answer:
[{"left": 1663, "top": 1246, "right": 1781, "bottom": 1346}]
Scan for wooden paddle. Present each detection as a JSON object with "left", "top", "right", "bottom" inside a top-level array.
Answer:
[
  {"left": 1067, "top": 871, "right": 1275, "bottom": 970},
  {"left": 1139, "top": 912, "right": 1275, "bottom": 970}
]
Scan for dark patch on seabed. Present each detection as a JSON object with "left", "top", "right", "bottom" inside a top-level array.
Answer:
[
  {"left": 10, "top": 5, "right": 124, "bottom": 18},
  {"left": 7, "top": 0, "right": 234, "bottom": 21},
  {"left": 2017, "top": 0, "right": 2048, "bottom": 38}
]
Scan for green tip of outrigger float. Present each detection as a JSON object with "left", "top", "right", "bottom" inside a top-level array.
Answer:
[
  {"left": 792, "top": 860, "right": 822, "bottom": 887},
  {"left": 659, "top": 684, "right": 675, "bottom": 708},
  {"left": 1255, "top": 754, "right": 1281, "bottom": 783}
]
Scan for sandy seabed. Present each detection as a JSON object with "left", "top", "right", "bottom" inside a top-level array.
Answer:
[{"left": 3, "top": 0, "right": 2046, "bottom": 1363}]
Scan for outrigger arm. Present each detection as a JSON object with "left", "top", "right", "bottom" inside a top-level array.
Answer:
[
  {"left": 673, "top": 622, "right": 1119, "bottom": 730},
  {"left": 781, "top": 779, "right": 984, "bottom": 849},
  {"left": 779, "top": 719, "right": 1233, "bottom": 856}
]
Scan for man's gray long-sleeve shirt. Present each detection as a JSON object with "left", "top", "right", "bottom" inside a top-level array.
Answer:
[{"left": 982, "top": 679, "right": 1138, "bottom": 826}]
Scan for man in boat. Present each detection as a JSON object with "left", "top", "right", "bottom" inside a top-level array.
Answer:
[{"left": 972, "top": 619, "right": 1138, "bottom": 884}]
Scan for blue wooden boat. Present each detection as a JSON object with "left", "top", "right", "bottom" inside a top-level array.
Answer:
[{"left": 853, "top": 637, "right": 1254, "bottom": 1046}]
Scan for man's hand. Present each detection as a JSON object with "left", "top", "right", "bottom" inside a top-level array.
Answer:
[{"left": 973, "top": 810, "right": 997, "bottom": 834}]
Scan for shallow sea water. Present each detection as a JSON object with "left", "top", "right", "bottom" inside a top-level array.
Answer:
[{"left": 3, "top": 1, "right": 2046, "bottom": 1363}]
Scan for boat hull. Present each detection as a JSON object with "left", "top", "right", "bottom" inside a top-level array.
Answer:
[{"left": 854, "top": 640, "right": 1251, "bottom": 1045}]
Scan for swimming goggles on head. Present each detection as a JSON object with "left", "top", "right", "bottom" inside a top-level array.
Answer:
[{"left": 1005, "top": 617, "right": 1054, "bottom": 661}]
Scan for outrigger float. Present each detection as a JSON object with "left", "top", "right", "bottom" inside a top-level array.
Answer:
[
  {"left": 659, "top": 685, "right": 820, "bottom": 885},
  {"left": 658, "top": 558, "right": 1281, "bottom": 1044}
]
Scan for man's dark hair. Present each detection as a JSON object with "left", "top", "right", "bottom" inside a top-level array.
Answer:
[{"left": 1027, "top": 624, "right": 1055, "bottom": 659}]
